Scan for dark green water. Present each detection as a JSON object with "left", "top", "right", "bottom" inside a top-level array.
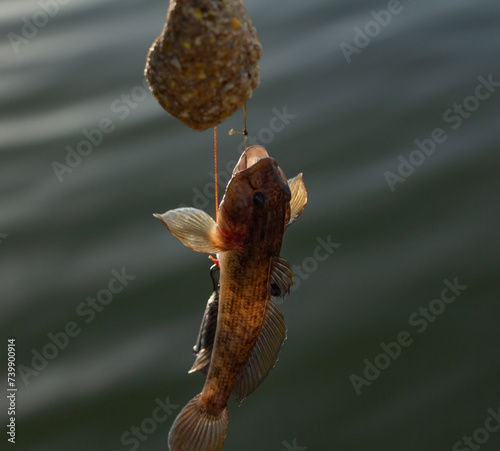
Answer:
[{"left": 2, "top": 1, "right": 500, "bottom": 450}]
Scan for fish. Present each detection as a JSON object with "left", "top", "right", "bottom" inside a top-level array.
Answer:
[
  {"left": 154, "top": 145, "right": 307, "bottom": 450},
  {"left": 190, "top": 264, "right": 220, "bottom": 376},
  {"left": 190, "top": 247, "right": 291, "bottom": 377}
]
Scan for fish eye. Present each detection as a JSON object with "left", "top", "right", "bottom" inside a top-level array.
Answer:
[{"left": 253, "top": 191, "right": 267, "bottom": 207}]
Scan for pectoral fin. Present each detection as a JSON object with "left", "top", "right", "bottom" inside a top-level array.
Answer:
[
  {"left": 286, "top": 173, "right": 307, "bottom": 228},
  {"left": 154, "top": 207, "right": 231, "bottom": 254},
  {"left": 233, "top": 301, "right": 287, "bottom": 404},
  {"left": 269, "top": 256, "right": 293, "bottom": 298}
]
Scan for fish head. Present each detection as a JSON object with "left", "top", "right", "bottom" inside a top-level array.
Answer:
[{"left": 218, "top": 146, "right": 291, "bottom": 245}]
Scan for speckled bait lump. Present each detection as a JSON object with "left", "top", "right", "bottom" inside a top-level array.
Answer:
[{"left": 145, "top": 0, "right": 262, "bottom": 131}]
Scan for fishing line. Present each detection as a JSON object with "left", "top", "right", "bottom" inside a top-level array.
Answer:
[
  {"left": 228, "top": 104, "right": 248, "bottom": 141},
  {"left": 243, "top": 103, "right": 248, "bottom": 167},
  {"left": 210, "top": 127, "right": 220, "bottom": 269},
  {"left": 214, "top": 126, "right": 219, "bottom": 221},
  {"left": 243, "top": 103, "right": 248, "bottom": 149},
  {"left": 228, "top": 103, "right": 249, "bottom": 166}
]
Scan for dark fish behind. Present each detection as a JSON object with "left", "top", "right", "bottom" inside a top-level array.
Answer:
[
  {"left": 154, "top": 146, "right": 307, "bottom": 450},
  {"left": 190, "top": 265, "right": 220, "bottom": 376}
]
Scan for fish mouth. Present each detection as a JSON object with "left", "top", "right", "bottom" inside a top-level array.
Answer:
[
  {"left": 232, "top": 146, "right": 288, "bottom": 184},
  {"left": 233, "top": 146, "right": 271, "bottom": 174}
]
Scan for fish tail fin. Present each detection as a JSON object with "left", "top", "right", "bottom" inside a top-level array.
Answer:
[{"left": 168, "top": 393, "right": 228, "bottom": 451}]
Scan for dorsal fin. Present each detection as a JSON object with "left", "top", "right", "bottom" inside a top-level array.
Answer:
[
  {"left": 286, "top": 174, "right": 307, "bottom": 228},
  {"left": 233, "top": 300, "right": 287, "bottom": 404}
]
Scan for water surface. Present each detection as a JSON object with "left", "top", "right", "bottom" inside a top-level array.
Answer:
[{"left": 1, "top": 1, "right": 500, "bottom": 450}]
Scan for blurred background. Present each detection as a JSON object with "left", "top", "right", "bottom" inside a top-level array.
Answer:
[{"left": 1, "top": 0, "right": 500, "bottom": 450}]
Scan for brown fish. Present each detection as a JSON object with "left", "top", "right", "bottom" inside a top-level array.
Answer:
[{"left": 154, "top": 146, "right": 307, "bottom": 450}]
